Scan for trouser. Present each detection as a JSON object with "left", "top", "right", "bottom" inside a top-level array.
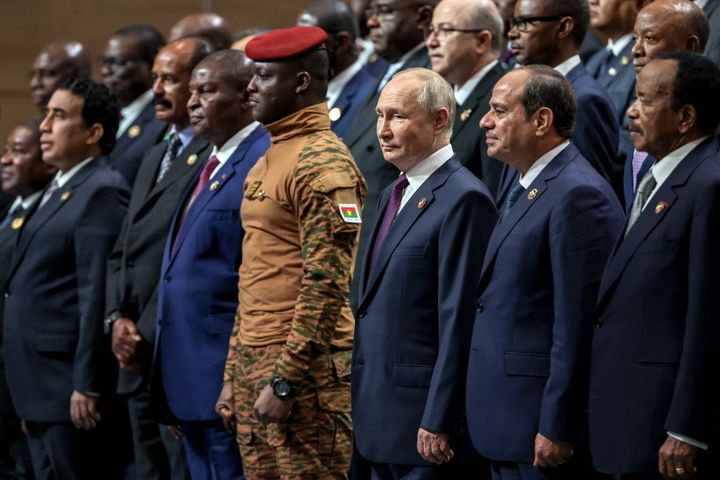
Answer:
[
  {"left": 231, "top": 344, "right": 352, "bottom": 479},
  {"left": 181, "top": 419, "right": 244, "bottom": 480},
  {"left": 368, "top": 459, "right": 488, "bottom": 479}
]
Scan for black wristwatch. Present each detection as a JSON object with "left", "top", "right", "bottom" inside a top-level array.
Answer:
[
  {"left": 103, "top": 310, "right": 124, "bottom": 335},
  {"left": 270, "top": 376, "right": 295, "bottom": 399}
]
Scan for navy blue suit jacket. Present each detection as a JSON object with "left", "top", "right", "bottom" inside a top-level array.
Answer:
[
  {"left": 466, "top": 144, "right": 624, "bottom": 462},
  {"left": 154, "top": 126, "right": 269, "bottom": 421},
  {"left": 106, "top": 101, "right": 166, "bottom": 186},
  {"left": 566, "top": 64, "right": 620, "bottom": 192},
  {"left": 589, "top": 137, "right": 720, "bottom": 475},
  {"left": 352, "top": 156, "right": 497, "bottom": 465},
  {"left": 451, "top": 62, "right": 505, "bottom": 198},
  {"left": 331, "top": 65, "right": 376, "bottom": 141},
  {"left": 3, "top": 160, "right": 129, "bottom": 422}
]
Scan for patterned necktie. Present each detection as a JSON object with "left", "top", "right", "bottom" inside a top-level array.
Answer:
[
  {"left": 500, "top": 181, "right": 525, "bottom": 223},
  {"left": 631, "top": 150, "right": 649, "bottom": 192},
  {"left": 370, "top": 174, "right": 409, "bottom": 270},
  {"left": 625, "top": 169, "right": 656, "bottom": 236},
  {"left": 156, "top": 134, "right": 182, "bottom": 184},
  {"left": 38, "top": 179, "right": 59, "bottom": 209},
  {"left": 173, "top": 156, "right": 221, "bottom": 251}
]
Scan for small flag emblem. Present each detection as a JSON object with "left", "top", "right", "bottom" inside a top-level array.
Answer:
[{"left": 339, "top": 203, "right": 361, "bottom": 223}]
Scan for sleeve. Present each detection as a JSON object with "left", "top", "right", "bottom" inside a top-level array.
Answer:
[
  {"left": 272, "top": 156, "right": 366, "bottom": 386},
  {"left": 73, "top": 183, "right": 130, "bottom": 394},
  {"left": 573, "top": 93, "right": 620, "bottom": 183},
  {"left": 224, "top": 312, "right": 241, "bottom": 382},
  {"left": 420, "top": 187, "right": 497, "bottom": 433},
  {"left": 104, "top": 212, "right": 130, "bottom": 317},
  {"left": 538, "top": 184, "right": 624, "bottom": 442}
]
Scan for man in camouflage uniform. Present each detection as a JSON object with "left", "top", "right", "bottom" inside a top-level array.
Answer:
[{"left": 217, "top": 26, "right": 366, "bottom": 480}]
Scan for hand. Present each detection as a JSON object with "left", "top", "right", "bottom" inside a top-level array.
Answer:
[
  {"left": 658, "top": 436, "right": 697, "bottom": 479},
  {"left": 253, "top": 384, "right": 294, "bottom": 424},
  {"left": 215, "top": 381, "right": 236, "bottom": 431},
  {"left": 417, "top": 427, "right": 454, "bottom": 464},
  {"left": 167, "top": 425, "right": 183, "bottom": 439},
  {"left": 111, "top": 317, "right": 143, "bottom": 371},
  {"left": 533, "top": 433, "right": 574, "bottom": 468},
  {"left": 70, "top": 391, "right": 101, "bottom": 430}
]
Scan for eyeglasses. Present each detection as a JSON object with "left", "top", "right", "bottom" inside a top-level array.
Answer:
[
  {"left": 509, "top": 15, "right": 563, "bottom": 33},
  {"left": 426, "top": 24, "right": 484, "bottom": 40},
  {"left": 364, "top": 3, "right": 422, "bottom": 19}
]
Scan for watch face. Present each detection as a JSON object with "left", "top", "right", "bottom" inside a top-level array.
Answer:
[{"left": 273, "top": 379, "right": 291, "bottom": 397}]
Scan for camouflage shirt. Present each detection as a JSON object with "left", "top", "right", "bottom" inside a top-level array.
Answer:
[{"left": 225, "top": 103, "right": 367, "bottom": 385}]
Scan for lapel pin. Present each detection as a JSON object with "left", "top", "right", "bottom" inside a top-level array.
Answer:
[
  {"left": 209, "top": 180, "right": 220, "bottom": 192},
  {"left": 417, "top": 197, "right": 427, "bottom": 209},
  {"left": 621, "top": 56, "right": 629, "bottom": 65},
  {"left": 608, "top": 67, "right": 618, "bottom": 77},
  {"left": 221, "top": 174, "right": 227, "bottom": 180},
  {"left": 246, "top": 181, "right": 261, "bottom": 199},
  {"left": 460, "top": 109, "right": 472, "bottom": 122},
  {"left": 187, "top": 154, "right": 198, "bottom": 166},
  {"left": 128, "top": 125, "right": 141, "bottom": 138},
  {"left": 257, "top": 190, "right": 265, "bottom": 201},
  {"left": 329, "top": 107, "right": 342, "bottom": 122},
  {"left": 655, "top": 201, "right": 669, "bottom": 214},
  {"left": 11, "top": 217, "right": 24, "bottom": 230},
  {"left": 527, "top": 188, "right": 538, "bottom": 200},
  {"left": 61, "top": 191, "right": 72, "bottom": 202}
]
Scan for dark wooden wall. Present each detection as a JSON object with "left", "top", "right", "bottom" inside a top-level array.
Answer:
[{"left": 0, "top": 0, "right": 307, "bottom": 140}]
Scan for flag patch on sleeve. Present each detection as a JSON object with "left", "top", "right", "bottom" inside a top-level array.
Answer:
[{"left": 338, "top": 204, "right": 361, "bottom": 223}]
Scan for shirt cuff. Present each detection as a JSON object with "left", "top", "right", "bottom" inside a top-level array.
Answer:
[{"left": 668, "top": 431, "right": 709, "bottom": 450}]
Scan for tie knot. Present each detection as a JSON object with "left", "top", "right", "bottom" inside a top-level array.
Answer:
[
  {"left": 393, "top": 174, "right": 409, "bottom": 191},
  {"left": 204, "top": 155, "right": 220, "bottom": 173}
]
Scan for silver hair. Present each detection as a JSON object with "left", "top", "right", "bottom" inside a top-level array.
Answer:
[{"left": 393, "top": 68, "right": 456, "bottom": 139}]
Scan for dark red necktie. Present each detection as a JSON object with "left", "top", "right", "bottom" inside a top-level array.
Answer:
[{"left": 370, "top": 174, "right": 408, "bottom": 271}]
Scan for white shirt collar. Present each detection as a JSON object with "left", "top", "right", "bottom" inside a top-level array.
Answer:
[
  {"left": 398, "top": 143, "right": 454, "bottom": 211},
  {"left": 645, "top": 136, "right": 709, "bottom": 205},
  {"left": 607, "top": 33, "right": 633, "bottom": 57},
  {"left": 208, "top": 121, "right": 261, "bottom": 179},
  {"left": 695, "top": 0, "right": 709, "bottom": 10},
  {"left": 357, "top": 37, "right": 376, "bottom": 66},
  {"left": 454, "top": 60, "right": 499, "bottom": 107},
  {"left": 18, "top": 190, "right": 43, "bottom": 210},
  {"left": 327, "top": 57, "right": 366, "bottom": 109},
  {"left": 519, "top": 141, "right": 570, "bottom": 189},
  {"left": 169, "top": 124, "right": 195, "bottom": 153},
  {"left": 553, "top": 55, "right": 582, "bottom": 77},
  {"left": 53, "top": 156, "right": 94, "bottom": 188},
  {"left": 117, "top": 90, "right": 154, "bottom": 138}
]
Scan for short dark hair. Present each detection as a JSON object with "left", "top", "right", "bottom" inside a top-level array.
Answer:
[
  {"left": 519, "top": 65, "right": 576, "bottom": 139},
  {"left": 300, "top": 0, "right": 359, "bottom": 40},
  {"left": 59, "top": 77, "right": 119, "bottom": 154},
  {"left": 541, "top": 0, "right": 589, "bottom": 46},
  {"left": 199, "top": 50, "right": 254, "bottom": 90},
  {"left": 656, "top": 52, "right": 720, "bottom": 135},
  {"left": 114, "top": 25, "right": 166, "bottom": 66}
]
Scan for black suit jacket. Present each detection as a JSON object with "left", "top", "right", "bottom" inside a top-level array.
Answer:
[
  {"left": 3, "top": 159, "right": 129, "bottom": 422},
  {"left": 105, "top": 101, "right": 167, "bottom": 186},
  {"left": 451, "top": 62, "right": 505, "bottom": 198},
  {"left": 704, "top": 1, "right": 720, "bottom": 66},
  {"left": 106, "top": 135, "right": 209, "bottom": 396}
]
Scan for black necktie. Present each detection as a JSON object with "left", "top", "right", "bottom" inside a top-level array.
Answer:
[{"left": 0, "top": 204, "right": 23, "bottom": 230}]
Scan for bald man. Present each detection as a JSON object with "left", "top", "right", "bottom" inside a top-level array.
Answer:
[
  {"left": 30, "top": 40, "right": 90, "bottom": 110},
  {"left": 169, "top": 13, "right": 233, "bottom": 50}
]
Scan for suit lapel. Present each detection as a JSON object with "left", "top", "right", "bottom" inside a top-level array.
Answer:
[
  {"left": 143, "top": 136, "right": 208, "bottom": 205},
  {"left": 451, "top": 63, "right": 502, "bottom": 142}
]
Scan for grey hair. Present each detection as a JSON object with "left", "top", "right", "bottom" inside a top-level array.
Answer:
[
  {"left": 466, "top": 0, "right": 505, "bottom": 52},
  {"left": 394, "top": 67, "right": 456, "bottom": 139}
]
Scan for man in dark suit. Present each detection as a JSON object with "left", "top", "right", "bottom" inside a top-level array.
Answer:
[
  {"left": 3, "top": 77, "right": 130, "bottom": 480},
  {"left": 105, "top": 37, "right": 214, "bottom": 480},
  {"left": 589, "top": 53, "right": 720, "bottom": 480},
  {"left": 298, "top": 0, "right": 377, "bottom": 140},
  {"left": 700, "top": 0, "right": 720, "bottom": 64},
  {"left": 352, "top": 68, "right": 497, "bottom": 479},
  {"left": 0, "top": 118, "right": 55, "bottom": 480},
  {"left": 427, "top": 0, "right": 506, "bottom": 198},
  {"left": 466, "top": 66, "right": 624, "bottom": 480},
  {"left": 101, "top": 25, "right": 168, "bottom": 186},
  {"left": 623, "top": 0, "right": 709, "bottom": 209},
  {"left": 508, "top": 0, "right": 620, "bottom": 193},
  {"left": 29, "top": 41, "right": 91, "bottom": 112},
  {"left": 155, "top": 49, "right": 269, "bottom": 480}
]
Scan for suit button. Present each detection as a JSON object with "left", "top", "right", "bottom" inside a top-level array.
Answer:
[
  {"left": 476, "top": 303, "right": 484, "bottom": 313},
  {"left": 164, "top": 276, "right": 171, "bottom": 283},
  {"left": 3, "top": 292, "right": 9, "bottom": 299},
  {"left": 594, "top": 318, "right": 603, "bottom": 328}
]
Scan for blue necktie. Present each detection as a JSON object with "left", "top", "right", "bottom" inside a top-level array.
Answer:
[
  {"left": 0, "top": 204, "right": 23, "bottom": 230},
  {"left": 500, "top": 181, "right": 525, "bottom": 223}
]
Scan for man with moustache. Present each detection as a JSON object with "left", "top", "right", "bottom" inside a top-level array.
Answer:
[
  {"left": 105, "top": 37, "right": 214, "bottom": 480},
  {"left": 3, "top": 77, "right": 130, "bottom": 480},
  {"left": 30, "top": 41, "right": 91, "bottom": 111},
  {"left": 0, "top": 118, "right": 55, "bottom": 480},
  {"left": 155, "top": 49, "right": 269, "bottom": 480},
  {"left": 589, "top": 53, "right": 720, "bottom": 480},
  {"left": 101, "top": 25, "right": 167, "bottom": 185},
  {"left": 623, "top": 0, "right": 709, "bottom": 208},
  {"left": 466, "top": 66, "right": 624, "bottom": 480},
  {"left": 426, "top": 0, "right": 505, "bottom": 197},
  {"left": 222, "top": 26, "right": 366, "bottom": 479}
]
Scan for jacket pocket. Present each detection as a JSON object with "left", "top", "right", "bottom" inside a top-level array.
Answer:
[{"left": 503, "top": 352, "right": 550, "bottom": 378}]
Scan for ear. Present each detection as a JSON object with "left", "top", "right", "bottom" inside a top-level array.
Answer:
[
  {"left": 686, "top": 35, "right": 702, "bottom": 53},
  {"left": 433, "top": 107, "right": 450, "bottom": 135},
  {"left": 557, "top": 16, "right": 575, "bottom": 40},
  {"left": 416, "top": 5, "right": 433, "bottom": 30},
  {"left": 334, "top": 31, "right": 353, "bottom": 55},
  {"left": 534, "top": 107, "right": 554, "bottom": 136},
  {"left": 475, "top": 30, "right": 493, "bottom": 55},
  {"left": 85, "top": 123, "right": 104, "bottom": 146},
  {"left": 295, "top": 71, "right": 311, "bottom": 94},
  {"left": 677, "top": 104, "right": 697, "bottom": 134}
]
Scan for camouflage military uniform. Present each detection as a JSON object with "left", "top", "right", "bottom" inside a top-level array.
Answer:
[{"left": 224, "top": 102, "right": 366, "bottom": 479}]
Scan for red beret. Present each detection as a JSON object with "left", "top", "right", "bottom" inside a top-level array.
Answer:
[{"left": 245, "top": 26, "right": 328, "bottom": 61}]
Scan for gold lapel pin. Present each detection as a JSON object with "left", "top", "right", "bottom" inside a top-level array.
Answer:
[
  {"left": 460, "top": 109, "right": 472, "bottom": 122},
  {"left": 187, "top": 154, "right": 198, "bottom": 166},
  {"left": 329, "top": 107, "right": 342, "bottom": 122},
  {"left": 61, "top": 191, "right": 72, "bottom": 202},
  {"left": 257, "top": 190, "right": 265, "bottom": 201},
  {"left": 417, "top": 197, "right": 427, "bottom": 209},
  {"left": 209, "top": 180, "right": 220, "bottom": 192},
  {"left": 527, "top": 188, "right": 538, "bottom": 200},
  {"left": 655, "top": 201, "right": 668, "bottom": 214},
  {"left": 128, "top": 125, "right": 141, "bottom": 138},
  {"left": 11, "top": 217, "right": 24, "bottom": 230}
]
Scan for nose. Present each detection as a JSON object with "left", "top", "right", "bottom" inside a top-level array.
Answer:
[
  {"left": 479, "top": 110, "right": 493, "bottom": 130},
  {"left": 247, "top": 75, "right": 258, "bottom": 94},
  {"left": 187, "top": 90, "right": 199, "bottom": 112},
  {"left": 376, "top": 115, "right": 392, "bottom": 139},
  {"left": 507, "top": 24, "right": 520, "bottom": 40},
  {"left": 425, "top": 29, "right": 439, "bottom": 48},
  {"left": 626, "top": 99, "right": 639, "bottom": 120},
  {"left": 30, "top": 72, "right": 41, "bottom": 89},
  {"left": 631, "top": 40, "right": 643, "bottom": 59},
  {"left": 100, "top": 63, "right": 113, "bottom": 78},
  {"left": 39, "top": 111, "right": 52, "bottom": 133},
  {"left": 366, "top": 12, "right": 379, "bottom": 29},
  {"left": 152, "top": 77, "right": 163, "bottom": 96},
  {"left": 1, "top": 149, "right": 11, "bottom": 166}
]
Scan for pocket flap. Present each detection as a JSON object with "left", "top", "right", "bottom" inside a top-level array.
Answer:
[
  {"left": 392, "top": 364, "right": 433, "bottom": 388},
  {"left": 503, "top": 352, "right": 550, "bottom": 378}
]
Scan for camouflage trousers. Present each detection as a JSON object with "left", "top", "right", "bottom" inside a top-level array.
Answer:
[{"left": 232, "top": 344, "right": 352, "bottom": 480}]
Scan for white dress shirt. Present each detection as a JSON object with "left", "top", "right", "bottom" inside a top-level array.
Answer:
[
  {"left": 454, "top": 60, "right": 499, "bottom": 107},
  {"left": 397, "top": 144, "right": 454, "bottom": 212},
  {"left": 519, "top": 141, "right": 570, "bottom": 189},
  {"left": 117, "top": 90, "right": 153, "bottom": 138},
  {"left": 553, "top": 55, "right": 582, "bottom": 77},
  {"left": 207, "top": 122, "right": 261, "bottom": 179}
]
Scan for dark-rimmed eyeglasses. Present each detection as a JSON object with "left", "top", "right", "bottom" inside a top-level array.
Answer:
[
  {"left": 509, "top": 15, "right": 563, "bottom": 33},
  {"left": 426, "top": 24, "right": 484, "bottom": 40}
]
